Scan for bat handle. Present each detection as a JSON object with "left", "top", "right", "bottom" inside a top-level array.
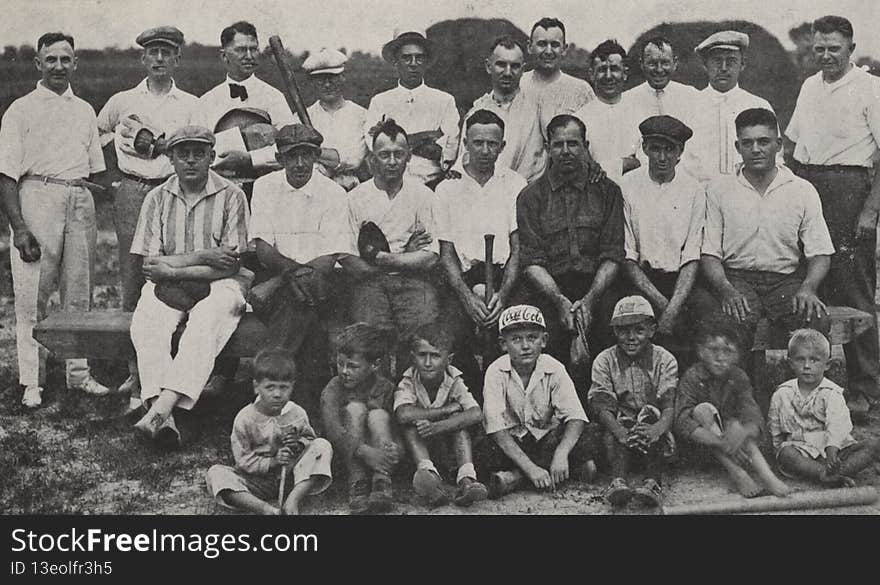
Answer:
[
  {"left": 483, "top": 234, "right": 495, "bottom": 304},
  {"left": 278, "top": 467, "right": 287, "bottom": 510}
]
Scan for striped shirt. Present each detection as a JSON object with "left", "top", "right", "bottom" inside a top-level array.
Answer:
[{"left": 130, "top": 170, "right": 249, "bottom": 257}]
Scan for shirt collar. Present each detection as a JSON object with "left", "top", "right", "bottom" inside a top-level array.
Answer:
[
  {"left": 164, "top": 169, "right": 228, "bottom": 203},
  {"left": 35, "top": 81, "right": 74, "bottom": 99},
  {"left": 226, "top": 74, "right": 257, "bottom": 89},
  {"left": 821, "top": 62, "right": 860, "bottom": 91},
  {"left": 136, "top": 77, "right": 182, "bottom": 97},
  {"left": 397, "top": 81, "right": 426, "bottom": 96},
  {"left": 735, "top": 163, "right": 796, "bottom": 194},
  {"left": 778, "top": 377, "right": 844, "bottom": 396},
  {"left": 706, "top": 84, "right": 740, "bottom": 100},
  {"left": 497, "top": 353, "right": 554, "bottom": 376},
  {"left": 284, "top": 172, "right": 321, "bottom": 198},
  {"left": 614, "top": 345, "right": 655, "bottom": 370},
  {"left": 547, "top": 163, "right": 588, "bottom": 191}
]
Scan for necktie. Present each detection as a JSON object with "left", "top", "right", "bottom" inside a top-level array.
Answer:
[
  {"left": 714, "top": 94, "right": 730, "bottom": 174},
  {"left": 654, "top": 88, "right": 665, "bottom": 115},
  {"left": 229, "top": 83, "right": 248, "bottom": 101}
]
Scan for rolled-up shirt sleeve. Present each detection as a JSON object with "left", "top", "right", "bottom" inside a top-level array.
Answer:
[
  {"left": 551, "top": 370, "right": 589, "bottom": 424},
  {"left": 680, "top": 187, "right": 706, "bottom": 267},
  {"left": 701, "top": 183, "right": 723, "bottom": 259},
  {"left": 587, "top": 351, "right": 619, "bottom": 417},
  {"left": 799, "top": 184, "right": 835, "bottom": 258},
  {"left": 0, "top": 105, "right": 24, "bottom": 181},
  {"left": 130, "top": 187, "right": 163, "bottom": 256}
]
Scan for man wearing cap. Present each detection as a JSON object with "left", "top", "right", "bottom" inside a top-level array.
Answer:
[
  {"left": 199, "top": 21, "right": 295, "bottom": 179},
  {"left": 517, "top": 114, "right": 625, "bottom": 367},
  {"left": 620, "top": 115, "right": 704, "bottom": 340},
  {"left": 785, "top": 15, "right": 880, "bottom": 417},
  {"left": 696, "top": 108, "right": 833, "bottom": 372},
  {"left": 97, "top": 26, "right": 200, "bottom": 400},
  {"left": 626, "top": 37, "right": 699, "bottom": 133},
  {"left": 574, "top": 40, "right": 642, "bottom": 183},
  {"left": 521, "top": 18, "right": 595, "bottom": 137},
  {"left": 0, "top": 32, "right": 110, "bottom": 408},
  {"left": 128, "top": 126, "right": 251, "bottom": 448},
  {"left": 364, "top": 29, "right": 460, "bottom": 186},
  {"left": 301, "top": 49, "right": 368, "bottom": 191},
  {"left": 248, "top": 123, "right": 359, "bottom": 414},
  {"left": 687, "top": 31, "right": 776, "bottom": 185}
]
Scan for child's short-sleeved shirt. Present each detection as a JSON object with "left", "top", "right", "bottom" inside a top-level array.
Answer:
[
  {"left": 231, "top": 399, "right": 317, "bottom": 477},
  {"left": 482, "top": 354, "right": 588, "bottom": 441},
  {"left": 393, "top": 365, "right": 479, "bottom": 412},
  {"left": 768, "top": 377, "right": 857, "bottom": 458},
  {"left": 587, "top": 344, "right": 678, "bottom": 421},
  {"left": 674, "top": 362, "right": 764, "bottom": 440}
]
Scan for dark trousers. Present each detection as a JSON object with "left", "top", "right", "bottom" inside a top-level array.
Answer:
[
  {"left": 793, "top": 163, "right": 879, "bottom": 401},
  {"left": 627, "top": 268, "right": 697, "bottom": 356},
  {"left": 475, "top": 423, "right": 602, "bottom": 479}
]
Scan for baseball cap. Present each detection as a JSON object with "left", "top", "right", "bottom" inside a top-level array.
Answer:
[
  {"left": 303, "top": 48, "right": 347, "bottom": 75},
  {"left": 639, "top": 115, "right": 693, "bottom": 148},
  {"left": 610, "top": 296, "right": 655, "bottom": 327},
  {"left": 695, "top": 31, "right": 750, "bottom": 55},
  {"left": 136, "top": 26, "right": 185, "bottom": 49},
  {"left": 165, "top": 125, "right": 215, "bottom": 150},
  {"left": 498, "top": 305, "right": 546, "bottom": 334},
  {"left": 275, "top": 124, "right": 324, "bottom": 153}
]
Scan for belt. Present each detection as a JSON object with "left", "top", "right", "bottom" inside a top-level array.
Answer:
[
  {"left": 793, "top": 162, "right": 870, "bottom": 174},
  {"left": 21, "top": 174, "right": 106, "bottom": 193},
  {"left": 121, "top": 172, "right": 166, "bottom": 187}
]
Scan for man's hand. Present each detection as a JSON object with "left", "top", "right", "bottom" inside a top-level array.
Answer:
[
  {"left": 657, "top": 305, "right": 680, "bottom": 337},
  {"left": 555, "top": 295, "right": 575, "bottom": 332},
  {"left": 792, "top": 285, "right": 826, "bottom": 322},
  {"left": 855, "top": 207, "right": 879, "bottom": 240},
  {"left": 525, "top": 464, "right": 553, "bottom": 490},
  {"left": 584, "top": 160, "right": 606, "bottom": 183},
  {"left": 415, "top": 419, "right": 442, "bottom": 438},
  {"left": 549, "top": 452, "right": 569, "bottom": 488},
  {"left": 404, "top": 226, "right": 433, "bottom": 252},
  {"left": 463, "top": 290, "right": 491, "bottom": 324},
  {"left": 201, "top": 245, "right": 240, "bottom": 270},
  {"left": 570, "top": 296, "right": 594, "bottom": 337},
  {"left": 720, "top": 286, "right": 751, "bottom": 322},
  {"left": 142, "top": 257, "right": 176, "bottom": 281},
  {"left": 484, "top": 292, "right": 505, "bottom": 325},
  {"left": 275, "top": 446, "right": 293, "bottom": 468},
  {"left": 213, "top": 150, "right": 252, "bottom": 174},
  {"left": 13, "top": 228, "right": 41, "bottom": 263}
]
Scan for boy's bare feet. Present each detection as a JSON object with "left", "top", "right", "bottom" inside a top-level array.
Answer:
[
  {"left": 728, "top": 466, "right": 763, "bottom": 498},
  {"left": 454, "top": 477, "right": 489, "bottom": 507},
  {"left": 261, "top": 503, "right": 282, "bottom": 515},
  {"left": 412, "top": 469, "right": 450, "bottom": 507},
  {"left": 762, "top": 476, "right": 792, "bottom": 497},
  {"left": 134, "top": 408, "right": 167, "bottom": 439},
  {"left": 348, "top": 480, "right": 371, "bottom": 515},
  {"left": 819, "top": 469, "right": 857, "bottom": 487},
  {"left": 604, "top": 477, "right": 633, "bottom": 507},
  {"left": 369, "top": 475, "right": 393, "bottom": 513}
]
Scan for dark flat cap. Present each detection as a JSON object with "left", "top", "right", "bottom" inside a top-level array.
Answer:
[
  {"left": 136, "top": 26, "right": 184, "bottom": 49},
  {"left": 275, "top": 124, "right": 324, "bottom": 153},
  {"left": 639, "top": 115, "right": 693, "bottom": 146},
  {"left": 166, "top": 125, "right": 215, "bottom": 149}
]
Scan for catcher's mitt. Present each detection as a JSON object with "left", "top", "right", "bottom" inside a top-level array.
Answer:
[
  {"left": 155, "top": 280, "right": 211, "bottom": 311},
  {"left": 357, "top": 221, "right": 391, "bottom": 264}
]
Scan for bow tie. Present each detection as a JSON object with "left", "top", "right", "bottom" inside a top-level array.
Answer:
[{"left": 229, "top": 83, "right": 248, "bottom": 101}]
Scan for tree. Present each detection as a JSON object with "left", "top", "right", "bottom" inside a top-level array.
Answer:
[{"left": 3, "top": 45, "right": 17, "bottom": 61}]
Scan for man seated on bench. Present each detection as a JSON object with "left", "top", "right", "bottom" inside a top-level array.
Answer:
[
  {"left": 129, "top": 125, "right": 251, "bottom": 449},
  {"left": 247, "top": 123, "right": 367, "bottom": 415},
  {"left": 693, "top": 108, "right": 834, "bottom": 356}
]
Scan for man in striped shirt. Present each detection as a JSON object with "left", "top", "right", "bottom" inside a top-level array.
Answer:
[{"left": 129, "top": 126, "right": 251, "bottom": 449}]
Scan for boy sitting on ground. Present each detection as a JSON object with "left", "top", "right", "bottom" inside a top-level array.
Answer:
[
  {"left": 674, "top": 318, "right": 791, "bottom": 497},
  {"left": 206, "top": 349, "right": 332, "bottom": 515},
  {"left": 394, "top": 323, "right": 489, "bottom": 507},
  {"left": 320, "top": 323, "right": 403, "bottom": 514},
  {"left": 480, "top": 305, "right": 597, "bottom": 498},
  {"left": 588, "top": 296, "right": 678, "bottom": 509},
  {"left": 769, "top": 329, "right": 880, "bottom": 486}
]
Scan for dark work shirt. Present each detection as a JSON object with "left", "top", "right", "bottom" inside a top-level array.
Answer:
[{"left": 516, "top": 164, "right": 625, "bottom": 277}]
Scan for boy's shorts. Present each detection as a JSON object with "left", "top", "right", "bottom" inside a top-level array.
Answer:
[{"left": 206, "top": 438, "right": 333, "bottom": 507}]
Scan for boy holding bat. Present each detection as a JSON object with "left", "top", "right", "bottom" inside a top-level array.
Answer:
[{"left": 206, "top": 349, "right": 333, "bottom": 515}]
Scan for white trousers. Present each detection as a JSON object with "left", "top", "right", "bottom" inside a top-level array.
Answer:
[
  {"left": 10, "top": 180, "right": 95, "bottom": 387},
  {"left": 130, "top": 278, "right": 245, "bottom": 410}
]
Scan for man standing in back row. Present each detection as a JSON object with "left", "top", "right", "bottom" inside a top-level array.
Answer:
[{"left": 786, "top": 15, "right": 880, "bottom": 419}]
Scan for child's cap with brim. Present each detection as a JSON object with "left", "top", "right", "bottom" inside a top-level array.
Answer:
[
  {"left": 499, "top": 304, "right": 546, "bottom": 333},
  {"left": 610, "top": 295, "right": 655, "bottom": 327}
]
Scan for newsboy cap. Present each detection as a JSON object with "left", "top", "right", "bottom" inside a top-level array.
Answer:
[
  {"left": 136, "top": 26, "right": 185, "bottom": 49},
  {"left": 639, "top": 115, "right": 693, "bottom": 147},
  {"left": 166, "top": 126, "right": 215, "bottom": 150},
  {"left": 303, "top": 48, "right": 348, "bottom": 75},
  {"left": 381, "top": 29, "right": 432, "bottom": 64},
  {"left": 695, "top": 31, "right": 750, "bottom": 54},
  {"left": 275, "top": 124, "right": 324, "bottom": 153}
]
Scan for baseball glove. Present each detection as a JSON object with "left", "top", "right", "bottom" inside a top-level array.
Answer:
[
  {"left": 155, "top": 280, "right": 211, "bottom": 312},
  {"left": 357, "top": 221, "right": 391, "bottom": 264}
]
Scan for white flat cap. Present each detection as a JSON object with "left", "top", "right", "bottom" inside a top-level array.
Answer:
[
  {"left": 696, "top": 31, "right": 750, "bottom": 54},
  {"left": 303, "top": 48, "right": 347, "bottom": 75}
]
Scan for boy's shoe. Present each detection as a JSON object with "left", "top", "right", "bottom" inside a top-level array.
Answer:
[
  {"left": 368, "top": 476, "right": 393, "bottom": 513},
  {"left": 118, "top": 374, "right": 140, "bottom": 396},
  {"left": 348, "top": 480, "right": 371, "bottom": 515},
  {"left": 154, "top": 413, "right": 181, "bottom": 451},
  {"left": 73, "top": 375, "right": 111, "bottom": 396},
  {"left": 604, "top": 477, "right": 633, "bottom": 507},
  {"left": 21, "top": 385, "right": 43, "bottom": 409},
  {"left": 488, "top": 470, "right": 523, "bottom": 499},
  {"left": 631, "top": 478, "right": 663, "bottom": 508},
  {"left": 413, "top": 468, "right": 451, "bottom": 507},
  {"left": 454, "top": 477, "right": 489, "bottom": 507}
]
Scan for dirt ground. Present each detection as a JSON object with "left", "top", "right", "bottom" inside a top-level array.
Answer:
[{"left": 1, "top": 230, "right": 879, "bottom": 516}]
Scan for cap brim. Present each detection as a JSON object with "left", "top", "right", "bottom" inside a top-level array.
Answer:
[
  {"left": 140, "top": 39, "right": 181, "bottom": 49},
  {"left": 499, "top": 322, "right": 546, "bottom": 334},
  {"left": 277, "top": 142, "right": 321, "bottom": 153},
  {"left": 168, "top": 138, "right": 213, "bottom": 149},
  {"left": 381, "top": 37, "right": 433, "bottom": 64},
  {"left": 610, "top": 314, "right": 654, "bottom": 327},
  {"left": 700, "top": 43, "right": 743, "bottom": 53},
  {"left": 641, "top": 133, "right": 686, "bottom": 147},
  {"left": 309, "top": 67, "right": 345, "bottom": 75}
]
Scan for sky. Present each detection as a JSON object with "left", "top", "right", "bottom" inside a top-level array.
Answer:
[{"left": 3, "top": 0, "right": 879, "bottom": 59}]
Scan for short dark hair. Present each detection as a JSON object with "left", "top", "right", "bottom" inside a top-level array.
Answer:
[
  {"left": 221, "top": 21, "right": 258, "bottom": 48},
  {"left": 253, "top": 348, "right": 297, "bottom": 382},
  {"left": 735, "top": 107, "right": 778, "bottom": 134},
  {"left": 531, "top": 17, "right": 566, "bottom": 43},
  {"left": 547, "top": 114, "right": 586, "bottom": 143},
  {"left": 466, "top": 109, "right": 505, "bottom": 134},
  {"left": 694, "top": 316, "right": 743, "bottom": 353},
  {"left": 37, "top": 32, "right": 75, "bottom": 52},
  {"left": 812, "top": 15, "right": 854, "bottom": 39},
  {"left": 590, "top": 39, "right": 627, "bottom": 65},
  {"left": 641, "top": 36, "right": 674, "bottom": 61},
  {"left": 410, "top": 322, "right": 454, "bottom": 353},
  {"left": 368, "top": 117, "right": 409, "bottom": 149},
  {"left": 489, "top": 35, "right": 525, "bottom": 56},
  {"left": 335, "top": 322, "right": 389, "bottom": 363}
]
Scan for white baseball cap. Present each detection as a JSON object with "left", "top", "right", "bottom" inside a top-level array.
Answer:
[
  {"left": 611, "top": 296, "right": 655, "bottom": 327},
  {"left": 498, "top": 305, "right": 546, "bottom": 333}
]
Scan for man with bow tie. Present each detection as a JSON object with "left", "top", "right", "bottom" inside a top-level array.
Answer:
[{"left": 199, "top": 21, "right": 295, "bottom": 179}]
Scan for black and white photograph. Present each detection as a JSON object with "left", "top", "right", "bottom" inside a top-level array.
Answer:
[{"left": 1, "top": 0, "right": 879, "bottom": 526}]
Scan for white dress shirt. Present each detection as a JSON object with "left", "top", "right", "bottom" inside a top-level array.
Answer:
[
  {"left": 574, "top": 94, "right": 641, "bottom": 182},
  {"left": 97, "top": 78, "right": 200, "bottom": 179},
  {"left": 364, "top": 82, "right": 460, "bottom": 183},
  {"left": 0, "top": 82, "right": 104, "bottom": 181},
  {"left": 786, "top": 64, "right": 880, "bottom": 168},
  {"left": 250, "top": 169, "right": 354, "bottom": 262},
  {"left": 435, "top": 165, "right": 526, "bottom": 271},
  {"left": 305, "top": 99, "right": 367, "bottom": 173},
  {"left": 620, "top": 166, "right": 705, "bottom": 273},
  {"left": 521, "top": 70, "right": 595, "bottom": 138}
]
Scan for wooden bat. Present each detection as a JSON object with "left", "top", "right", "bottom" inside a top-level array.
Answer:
[
  {"left": 277, "top": 422, "right": 298, "bottom": 510},
  {"left": 663, "top": 486, "right": 877, "bottom": 515},
  {"left": 268, "top": 35, "right": 312, "bottom": 127},
  {"left": 483, "top": 234, "right": 495, "bottom": 304}
]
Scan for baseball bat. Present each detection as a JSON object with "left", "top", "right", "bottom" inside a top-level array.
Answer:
[
  {"left": 483, "top": 234, "right": 495, "bottom": 304},
  {"left": 268, "top": 35, "right": 312, "bottom": 127}
]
